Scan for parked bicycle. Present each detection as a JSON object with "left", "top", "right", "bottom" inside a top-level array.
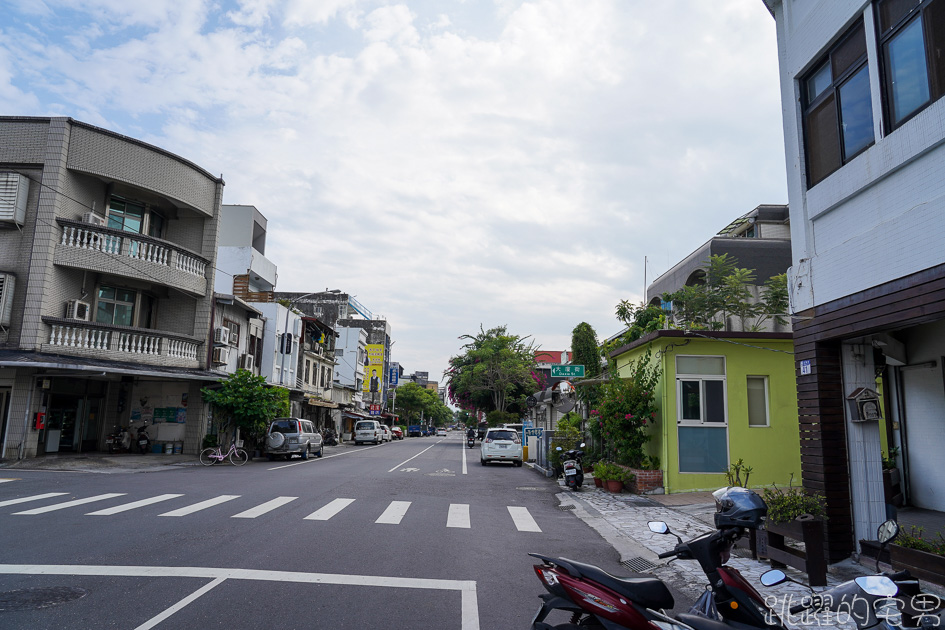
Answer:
[{"left": 199, "top": 441, "right": 249, "bottom": 466}]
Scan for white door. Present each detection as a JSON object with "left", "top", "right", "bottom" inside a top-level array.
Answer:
[{"left": 902, "top": 364, "right": 945, "bottom": 511}]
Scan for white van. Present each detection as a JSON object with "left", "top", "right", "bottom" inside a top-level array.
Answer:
[{"left": 354, "top": 420, "right": 383, "bottom": 445}]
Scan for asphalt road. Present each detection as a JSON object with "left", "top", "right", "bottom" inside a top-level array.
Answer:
[{"left": 0, "top": 434, "right": 635, "bottom": 629}]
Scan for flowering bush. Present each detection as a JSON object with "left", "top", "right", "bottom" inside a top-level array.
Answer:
[{"left": 590, "top": 349, "right": 660, "bottom": 468}]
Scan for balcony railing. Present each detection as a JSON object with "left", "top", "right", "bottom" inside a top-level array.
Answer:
[
  {"left": 57, "top": 219, "right": 209, "bottom": 279},
  {"left": 43, "top": 318, "right": 201, "bottom": 365}
]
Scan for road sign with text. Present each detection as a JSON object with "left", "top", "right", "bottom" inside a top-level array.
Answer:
[{"left": 551, "top": 364, "right": 585, "bottom": 378}]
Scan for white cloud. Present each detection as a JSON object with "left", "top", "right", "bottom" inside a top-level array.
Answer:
[{"left": 1, "top": 0, "right": 787, "bottom": 380}]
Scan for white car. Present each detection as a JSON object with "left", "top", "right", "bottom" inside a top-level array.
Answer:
[
  {"left": 354, "top": 420, "right": 383, "bottom": 445},
  {"left": 436, "top": 428, "right": 447, "bottom": 437},
  {"left": 480, "top": 427, "right": 523, "bottom": 466},
  {"left": 378, "top": 424, "right": 392, "bottom": 442}
]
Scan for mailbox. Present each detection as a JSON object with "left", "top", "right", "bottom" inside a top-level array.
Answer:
[
  {"left": 34, "top": 411, "right": 46, "bottom": 430},
  {"left": 846, "top": 387, "right": 882, "bottom": 422}
]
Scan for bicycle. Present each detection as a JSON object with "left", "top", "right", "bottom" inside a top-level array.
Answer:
[{"left": 199, "top": 441, "right": 249, "bottom": 466}]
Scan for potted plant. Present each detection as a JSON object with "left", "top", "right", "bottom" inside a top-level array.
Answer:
[
  {"left": 595, "top": 462, "right": 633, "bottom": 493},
  {"left": 889, "top": 526, "right": 945, "bottom": 584},
  {"left": 758, "top": 481, "right": 828, "bottom": 586}
]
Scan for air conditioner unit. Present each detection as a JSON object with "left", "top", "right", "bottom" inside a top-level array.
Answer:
[
  {"left": 65, "top": 299, "right": 91, "bottom": 321},
  {"left": 213, "top": 326, "right": 230, "bottom": 345},
  {"left": 212, "top": 346, "right": 230, "bottom": 365},
  {"left": 0, "top": 173, "right": 29, "bottom": 226},
  {"left": 0, "top": 273, "right": 15, "bottom": 327},
  {"left": 238, "top": 354, "right": 254, "bottom": 370},
  {"left": 81, "top": 212, "right": 107, "bottom": 227}
]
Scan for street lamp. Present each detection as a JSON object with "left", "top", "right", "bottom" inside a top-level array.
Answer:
[{"left": 279, "top": 292, "right": 318, "bottom": 387}]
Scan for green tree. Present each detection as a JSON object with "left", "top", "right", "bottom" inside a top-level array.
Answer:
[
  {"left": 445, "top": 325, "right": 537, "bottom": 414},
  {"left": 200, "top": 369, "right": 289, "bottom": 447},
  {"left": 393, "top": 382, "right": 429, "bottom": 423},
  {"left": 570, "top": 322, "right": 603, "bottom": 409}
]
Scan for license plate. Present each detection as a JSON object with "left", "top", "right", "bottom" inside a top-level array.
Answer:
[
  {"left": 138, "top": 440, "right": 148, "bottom": 446},
  {"left": 499, "top": 444, "right": 509, "bottom": 449},
  {"left": 565, "top": 469, "right": 577, "bottom": 475}
]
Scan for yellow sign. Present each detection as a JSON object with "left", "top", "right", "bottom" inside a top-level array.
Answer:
[{"left": 363, "top": 344, "right": 385, "bottom": 393}]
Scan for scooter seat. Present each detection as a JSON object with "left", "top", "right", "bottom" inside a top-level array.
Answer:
[{"left": 559, "top": 557, "right": 674, "bottom": 610}]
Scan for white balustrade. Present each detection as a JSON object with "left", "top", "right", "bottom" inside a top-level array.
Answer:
[
  {"left": 166, "top": 339, "right": 199, "bottom": 361},
  {"left": 117, "top": 332, "right": 161, "bottom": 355},
  {"left": 49, "top": 324, "right": 111, "bottom": 350},
  {"left": 128, "top": 238, "right": 169, "bottom": 266},
  {"left": 60, "top": 225, "right": 122, "bottom": 255},
  {"left": 175, "top": 252, "right": 207, "bottom": 277}
]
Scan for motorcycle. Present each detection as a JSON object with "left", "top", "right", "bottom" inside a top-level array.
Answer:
[
  {"left": 136, "top": 425, "right": 151, "bottom": 454},
  {"left": 105, "top": 426, "right": 128, "bottom": 454},
  {"left": 322, "top": 429, "right": 338, "bottom": 446},
  {"left": 761, "top": 519, "right": 943, "bottom": 630},
  {"left": 529, "top": 486, "right": 787, "bottom": 630},
  {"left": 467, "top": 433, "right": 476, "bottom": 449},
  {"left": 557, "top": 444, "right": 585, "bottom": 490}
]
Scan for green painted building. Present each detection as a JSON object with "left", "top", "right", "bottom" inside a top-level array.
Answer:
[{"left": 609, "top": 330, "right": 801, "bottom": 494}]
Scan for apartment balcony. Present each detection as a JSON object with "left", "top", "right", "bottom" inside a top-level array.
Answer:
[
  {"left": 54, "top": 219, "right": 210, "bottom": 296},
  {"left": 41, "top": 317, "right": 203, "bottom": 369}
]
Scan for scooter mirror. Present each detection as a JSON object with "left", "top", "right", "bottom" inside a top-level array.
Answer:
[
  {"left": 759, "top": 570, "right": 786, "bottom": 587},
  {"left": 579, "top": 443, "right": 586, "bottom": 448},
  {"left": 877, "top": 519, "right": 900, "bottom": 544},
  {"left": 556, "top": 447, "right": 563, "bottom": 452},
  {"left": 648, "top": 521, "right": 669, "bottom": 534},
  {"left": 855, "top": 575, "right": 898, "bottom": 597}
]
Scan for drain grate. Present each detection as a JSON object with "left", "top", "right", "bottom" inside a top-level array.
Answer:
[
  {"left": 621, "top": 557, "right": 658, "bottom": 573},
  {"left": 557, "top": 504, "right": 576, "bottom": 511}
]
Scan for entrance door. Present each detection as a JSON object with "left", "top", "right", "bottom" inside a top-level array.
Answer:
[
  {"left": 902, "top": 363, "right": 945, "bottom": 511},
  {"left": 46, "top": 396, "right": 81, "bottom": 453}
]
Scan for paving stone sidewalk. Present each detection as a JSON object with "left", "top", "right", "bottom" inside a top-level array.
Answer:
[{"left": 555, "top": 485, "right": 904, "bottom": 628}]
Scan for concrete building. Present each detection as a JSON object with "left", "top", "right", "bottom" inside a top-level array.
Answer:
[
  {"left": 0, "top": 116, "right": 223, "bottom": 458},
  {"left": 764, "top": 0, "right": 945, "bottom": 561}
]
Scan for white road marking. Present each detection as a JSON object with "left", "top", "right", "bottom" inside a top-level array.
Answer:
[
  {"left": 135, "top": 577, "right": 225, "bottom": 630},
  {"left": 447, "top": 503, "right": 470, "bottom": 528},
  {"left": 461, "top": 440, "right": 468, "bottom": 475},
  {"left": 13, "top": 493, "right": 126, "bottom": 515},
  {"left": 0, "top": 564, "right": 479, "bottom": 630},
  {"left": 304, "top": 498, "right": 355, "bottom": 520},
  {"left": 388, "top": 443, "right": 437, "bottom": 473},
  {"left": 231, "top": 496, "right": 298, "bottom": 518},
  {"left": 0, "top": 492, "right": 68, "bottom": 507},
  {"left": 159, "top": 495, "right": 240, "bottom": 517},
  {"left": 507, "top": 506, "right": 542, "bottom": 532},
  {"left": 87, "top": 494, "right": 184, "bottom": 515},
  {"left": 375, "top": 501, "right": 411, "bottom": 524},
  {"left": 0, "top": 478, "right": 16, "bottom": 483},
  {"left": 268, "top": 442, "right": 386, "bottom": 470}
]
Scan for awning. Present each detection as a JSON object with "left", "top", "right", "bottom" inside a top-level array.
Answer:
[
  {"left": 0, "top": 350, "right": 223, "bottom": 382},
  {"left": 342, "top": 410, "right": 370, "bottom": 419},
  {"left": 307, "top": 398, "right": 338, "bottom": 408}
]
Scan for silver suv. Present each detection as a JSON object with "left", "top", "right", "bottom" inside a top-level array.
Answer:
[{"left": 265, "top": 418, "right": 323, "bottom": 461}]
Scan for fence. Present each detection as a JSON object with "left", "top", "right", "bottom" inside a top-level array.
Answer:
[{"left": 533, "top": 430, "right": 591, "bottom": 475}]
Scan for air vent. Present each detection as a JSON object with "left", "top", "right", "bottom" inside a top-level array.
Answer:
[
  {"left": 0, "top": 273, "right": 15, "bottom": 326},
  {"left": 0, "top": 172, "right": 29, "bottom": 226}
]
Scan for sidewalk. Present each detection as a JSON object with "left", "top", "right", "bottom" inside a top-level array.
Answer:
[{"left": 550, "top": 477, "right": 945, "bottom": 626}]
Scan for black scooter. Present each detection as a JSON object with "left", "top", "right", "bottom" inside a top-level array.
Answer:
[
  {"left": 136, "top": 425, "right": 151, "bottom": 454},
  {"left": 557, "top": 443, "right": 585, "bottom": 490},
  {"left": 466, "top": 433, "right": 476, "bottom": 448}
]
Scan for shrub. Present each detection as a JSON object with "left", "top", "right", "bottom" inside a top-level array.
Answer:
[
  {"left": 593, "top": 461, "right": 635, "bottom": 484},
  {"left": 762, "top": 479, "right": 827, "bottom": 524},
  {"left": 592, "top": 349, "right": 660, "bottom": 468},
  {"left": 896, "top": 526, "right": 945, "bottom": 556}
]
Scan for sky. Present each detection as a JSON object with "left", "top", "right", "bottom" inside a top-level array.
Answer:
[{"left": 0, "top": 0, "right": 788, "bottom": 387}]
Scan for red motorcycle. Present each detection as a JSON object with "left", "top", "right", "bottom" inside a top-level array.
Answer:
[{"left": 529, "top": 487, "right": 786, "bottom": 630}]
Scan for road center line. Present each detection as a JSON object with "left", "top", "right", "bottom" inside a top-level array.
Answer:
[
  {"left": 388, "top": 443, "right": 437, "bottom": 473},
  {"left": 461, "top": 439, "right": 468, "bottom": 475},
  {"left": 135, "top": 577, "right": 226, "bottom": 630},
  {"left": 0, "top": 563, "right": 479, "bottom": 630}
]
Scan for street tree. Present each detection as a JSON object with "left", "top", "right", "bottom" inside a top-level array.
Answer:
[
  {"left": 200, "top": 369, "right": 289, "bottom": 448},
  {"left": 445, "top": 325, "right": 537, "bottom": 415},
  {"left": 570, "top": 322, "right": 603, "bottom": 408}
]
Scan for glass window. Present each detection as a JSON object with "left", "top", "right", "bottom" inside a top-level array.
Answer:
[
  {"left": 106, "top": 197, "right": 145, "bottom": 234},
  {"left": 678, "top": 426, "right": 728, "bottom": 473},
  {"left": 677, "top": 356, "right": 725, "bottom": 375},
  {"left": 681, "top": 380, "right": 702, "bottom": 420},
  {"left": 878, "top": 0, "right": 945, "bottom": 129},
  {"left": 802, "top": 19, "right": 874, "bottom": 187},
  {"left": 747, "top": 377, "right": 770, "bottom": 427},
  {"left": 95, "top": 286, "right": 135, "bottom": 326},
  {"left": 148, "top": 211, "right": 165, "bottom": 239}
]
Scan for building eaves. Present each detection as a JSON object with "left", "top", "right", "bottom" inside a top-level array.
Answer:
[{"left": 607, "top": 329, "right": 794, "bottom": 358}]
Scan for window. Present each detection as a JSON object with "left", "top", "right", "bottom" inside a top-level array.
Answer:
[
  {"left": 877, "top": 0, "right": 945, "bottom": 128},
  {"left": 304, "top": 360, "right": 311, "bottom": 384},
  {"left": 320, "top": 366, "right": 327, "bottom": 388},
  {"left": 747, "top": 376, "right": 770, "bottom": 427},
  {"left": 107, "top": 195, "right": 166, "bottom": 239},
  {"left": 223, "top": 318, "right": 240, "bottom": 347},
  {"left": 95, "top": 286, "right": 136, "bottom": 326},
  {"left": 676, "top": 356, "right": 728, "bottom": 473},
  {"left": 802, "top": 20, "right": 875, "bottom": 187}
]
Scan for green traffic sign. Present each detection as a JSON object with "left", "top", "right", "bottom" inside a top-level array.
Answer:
[{"left": 550, "top": 364, "right": 585, "bottom": 378}]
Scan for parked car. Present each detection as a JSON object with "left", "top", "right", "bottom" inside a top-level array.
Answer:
[
  {"left": 266, "top": 418, "right": 323, "bottom": 461},
  {"left": 407, "top": 425, "right": 422, "bottom": 437},
  {"left": 480, "top": 427, "right": 523, "bottom": 466},
  {"left": 378, "top": 424, "right": 392, "bottom": 442},
  {"left": 390, "top": 426, "right": 404, "bottom": 440},
  {"left": 436, "top": 428, "right": 447, "bottom": 437},
  {"left": 354, "top": 420, "right": 383, "bottom": 445}
]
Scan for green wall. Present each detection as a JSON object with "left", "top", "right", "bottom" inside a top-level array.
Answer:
[{"left": 614, "top": 336, "right": 801, "bottom": 494}]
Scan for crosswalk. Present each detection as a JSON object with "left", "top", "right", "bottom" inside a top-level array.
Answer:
[{"left": 0, "top": 491, "right": 544, "bottom": 532}]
